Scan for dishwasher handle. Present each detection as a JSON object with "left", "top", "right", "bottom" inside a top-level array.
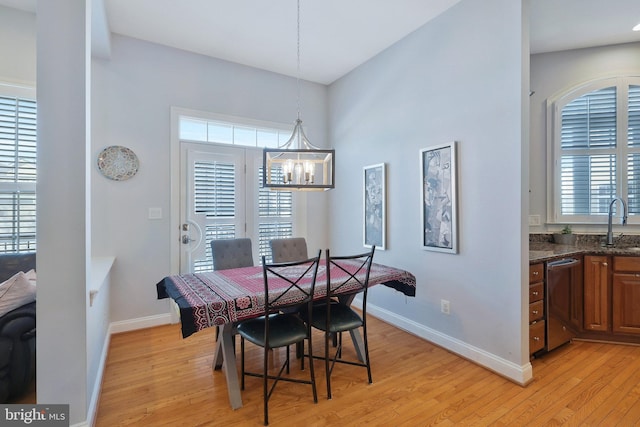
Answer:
[{"left": 547, "top": 258, "right": 581, "bottom": 270}]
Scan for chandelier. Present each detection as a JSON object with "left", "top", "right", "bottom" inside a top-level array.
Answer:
[{"left": 262, "top": 0, "right": 335, "bottom": 191}]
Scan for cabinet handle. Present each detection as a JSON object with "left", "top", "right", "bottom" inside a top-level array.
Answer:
[
  {"left": 532, "top": 310, "right": 539, "bottom": 314},
  {"left": 533, "top": 336, "right": 540, "bottom": 341},
  {"left": 603, "top": 262, "right": 608, "bottom": 266},
  {"left": 532, "top": 291, "right": 538, "bottom": 296},
  {"left": 533, "top": 271, "right": 539, "bottom": 276}
]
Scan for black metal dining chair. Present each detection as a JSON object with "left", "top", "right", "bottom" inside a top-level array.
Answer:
[
  {"left": 236, "top": 251, "right": 321, "bottom": 426},
  {"left": 310, "top": 246, "right": 375, "bottom": 399}
]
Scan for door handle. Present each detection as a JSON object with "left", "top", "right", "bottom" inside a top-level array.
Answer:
[{"left": 182, "top": 235, "right": 195, "bottom": 244}]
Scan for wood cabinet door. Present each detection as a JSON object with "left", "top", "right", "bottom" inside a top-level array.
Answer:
[
  {"left": 612, "top": 273, "right": 640, "bottom": 335},
  {"left": 529, "top": 321, "right": 545, "bottom": 355},
  {"left": 583, "top": 256, "right": 610, "bottom": 332},
  {"left": 530, "top": 263, "right": 544, "bottom": 284}
]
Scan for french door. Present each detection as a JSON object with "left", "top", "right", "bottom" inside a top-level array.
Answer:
[{"left": 179, "top": 142, "right": 296, "bottom": 273}]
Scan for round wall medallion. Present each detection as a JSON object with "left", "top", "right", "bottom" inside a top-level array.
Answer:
[{"left": 97, "top": 146, "right": 139, "bottom": 181}]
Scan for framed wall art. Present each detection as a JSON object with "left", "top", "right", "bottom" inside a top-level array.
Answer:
[
  {"left": 363, "top": 163, "right": 386, "bottom": 250},
  {"left": 421, "top": 142, "right": 458, "bottom": 254}
]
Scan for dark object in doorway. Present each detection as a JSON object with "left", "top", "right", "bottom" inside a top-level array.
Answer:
[{"left": 0, "top": 252, "right": 36, "bottom": 403}]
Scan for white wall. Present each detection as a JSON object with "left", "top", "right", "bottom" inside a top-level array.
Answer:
[
  {"left": 91, "top": 35, "right": 330, "bottom": 323},
  {"left": 36, "top": 1, "right": 89, "bottom": 424},
  {"left": 0, "top": 6, "right": 36, "bottom": 85},
  {"left": 529, "top": 42, "right": 640, "bottom": 233},
  {"left": 328, "top": 0, "right": 531, "bottom": 381}
]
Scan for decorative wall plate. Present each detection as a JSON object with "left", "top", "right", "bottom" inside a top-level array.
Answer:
[{"left": 97, "top": 146, "right": 139, "bottom": 181}]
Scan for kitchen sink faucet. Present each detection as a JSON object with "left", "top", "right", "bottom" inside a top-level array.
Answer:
[{"left": 606, "top": 197, "right": 628, "bottom": 246}]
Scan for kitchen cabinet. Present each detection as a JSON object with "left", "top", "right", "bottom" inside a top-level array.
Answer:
[
  {"left": 531, "top": 248, "right": 640, "bottom": 350},
  {"left": 583, "top": 255, "right": 610, "bottom": 332},
  {"left": 529, "top": 263, "right": 545, "bottom": 355},
  {"left": 612, "top": 257, "right": 640, "bottom": 335}
]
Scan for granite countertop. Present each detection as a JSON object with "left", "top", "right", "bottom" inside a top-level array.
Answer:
[{"left": 529, "top": 234, "right": 640, "bottom": 263}]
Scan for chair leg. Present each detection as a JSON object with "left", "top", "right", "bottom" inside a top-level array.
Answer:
[
  {"left": 264, "top": 344, "right": 269, "bottom": 426},
  {"left": 286, "top": 345, "right": 290, "bottom": 374},
  {"left": 363, "top": 323, "right": 372, "bottom": 384},
  {"left": 325, "top": 330, "right": 332, "bottom": 399},
  {"left": 307, "top": 335, "right": 318, "bottom": 403},
  {"left": 240, "top": 337, "right": 245, "bottom": 390}
]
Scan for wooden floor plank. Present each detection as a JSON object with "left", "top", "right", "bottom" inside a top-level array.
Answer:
[{"left": 95, "top": 316, "right": 640, "bottom": 426}]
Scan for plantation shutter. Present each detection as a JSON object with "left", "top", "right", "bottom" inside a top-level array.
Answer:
[
  {"left": 258, "top": 167, "right": 292, "bottom": 263},
  {"left": 193, "top": 160, "right": 236, "bottom": 272},
  {"left": 0, "top": 95, "right": 37, "bottom": 253},
  {"left": 559, "top": 86, "right": 617, "bottom": 217},
  {"left": 627, "top": 85, "right": 640, "bottom": 214}
]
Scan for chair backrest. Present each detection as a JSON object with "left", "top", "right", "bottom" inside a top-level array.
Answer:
[
  {"left": 210, "top": 238, "right": 254, "bottom": 271},
  {"left": 269, "top": 237, "right": 308, "bottom": 263},
  {"left": 261, "top": 250, "right": 321, "bottom": 315},
  {"left": 325, "top": 246, "right": 376, "bottom": 303}
]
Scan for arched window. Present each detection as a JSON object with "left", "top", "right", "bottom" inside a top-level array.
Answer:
[{"left": 548, "top": 77, "right": 640, "bottom": 224}]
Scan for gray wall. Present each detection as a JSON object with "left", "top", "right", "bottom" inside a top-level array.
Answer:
[
  {"left": 529, "top": 42, "right": 640, "bottom": 233},
  {"left": 328, "top": 0, "right": 531, "bottom": 380}
]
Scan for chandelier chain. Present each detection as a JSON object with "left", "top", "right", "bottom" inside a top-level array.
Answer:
[{"left": 296, "top": 0, "right": 301, "bottom": 120}]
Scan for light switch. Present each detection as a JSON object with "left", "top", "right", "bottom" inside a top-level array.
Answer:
[
  {"left": 528, "top": 215, "right": 541, "bottom": 226},
  {"left": 148, "top": 207, "right": 162, "bottom": 220}
]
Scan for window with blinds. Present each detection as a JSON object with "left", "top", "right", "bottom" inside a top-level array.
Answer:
[
  {"left": 0, "top": 95, "right": 36, "bottom": 253},
  {"left": 192, "top": 160, "right": 237, "bottom": 272},
  {"left": 180, "top": 113, "right": 296, "bottom": 270},
  {"left": 552, "top": 78, "right": 640, "bottom": 223},
  {"left": 258, "top": 167, "right": 292, "bottom": 263},
  {"left": 191, "top": 161, "right": 293, "bottom": 270},
  {"left": 627, "top": 85, "right": 640, "bottom": 214}
]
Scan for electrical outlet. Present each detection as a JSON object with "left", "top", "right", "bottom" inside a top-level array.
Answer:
[
  {"left": 441, "top": 299, "right": 450, "bottom": 315},
  {"left": 529, "top": 215, "right": 541, "bottom": 226}
]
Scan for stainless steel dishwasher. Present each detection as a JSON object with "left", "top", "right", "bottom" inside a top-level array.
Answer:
[{"left": 546, "top": 257, "right": 583, "bottom": 351}]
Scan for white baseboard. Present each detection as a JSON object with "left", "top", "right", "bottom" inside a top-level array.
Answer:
[
  {"left": 364, "top": 301, "right": 533, "bottom": 385},
  {"left": 82, "top": 332, "right": 110, "bottom": 427},
  {"left": 83, "top": 312, "right": 175, "bottom": 426},
  {"left": 109, "top": 312, "right": 174, "bottom": 334}
]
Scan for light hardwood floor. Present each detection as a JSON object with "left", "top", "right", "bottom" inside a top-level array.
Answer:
[{"left": 95, "top": 315, "right": 640, "bottom": 426}]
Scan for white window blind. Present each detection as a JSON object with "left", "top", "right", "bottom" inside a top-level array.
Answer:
[
  {"left": 258, "top": 167, "right": 292, "bottom": 263},
  {"left": 0, "top": 95, "right": 36, "bottom": 253},
  {"left": 559, "top": 87, "right": 617, "bottom": 216},
  {"left": 193, "top": 160, "right": 237, "bottom": 272},
  {"left": 627, "top": 85, "right": 640, "bottom": 214},
  {"left": 552, "top": 78, "right": 640, "bottom": 223}
]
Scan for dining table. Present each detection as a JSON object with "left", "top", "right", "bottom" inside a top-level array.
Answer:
[{"left": 156, "top": 259, "right": 416, "bottom": 409}]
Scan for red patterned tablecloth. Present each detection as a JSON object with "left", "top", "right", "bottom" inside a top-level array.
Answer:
[{"left": 157, "top": 260, "right": 416, "bottom": 338}]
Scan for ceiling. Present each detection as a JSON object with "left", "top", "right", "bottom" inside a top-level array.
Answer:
[{"left": 2, "top": 0, "right": 640, "bottom": 84}]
